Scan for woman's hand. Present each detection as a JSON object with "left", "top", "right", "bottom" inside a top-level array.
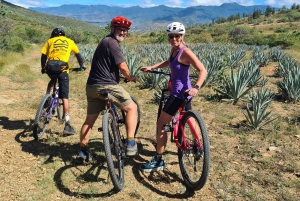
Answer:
[
  {"left": 186, "top": 88, "right": 199, "bottom": 97},
  {"left": 140, "top": 67, "right": 152, "bottom": 72}
]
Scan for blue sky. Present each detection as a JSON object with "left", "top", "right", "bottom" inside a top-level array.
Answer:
[{"left": 5, "top": 0, "right": 294, "bottom": 8}]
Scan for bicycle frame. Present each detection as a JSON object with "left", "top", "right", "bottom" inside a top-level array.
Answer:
[
  {"left": 160, "top": 87, "right": 202, "bottom": 152},
  {"left": 152, "top": 69, "right": 202, "bottom": 152},
  {"left": 46, "top": 79, "right": 60, "bottom": 120}
]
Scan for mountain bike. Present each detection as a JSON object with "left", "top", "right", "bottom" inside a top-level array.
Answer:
[
  {"left": 144, "top": 69, "right": 210, "bottom": 191},
  {"left": 32, "top": 67, "right": 84, "bottom": 140},
  {"left": 98, "top": 79, "right": 140, "bottom": 191}
]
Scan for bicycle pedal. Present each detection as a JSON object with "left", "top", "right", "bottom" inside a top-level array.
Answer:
[{"left": 98, "top": 127, "right": 103, "bottom": 132}]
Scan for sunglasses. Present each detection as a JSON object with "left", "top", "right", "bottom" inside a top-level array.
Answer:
[
  {"left": 168, "top": 34, "right": 181, "bottom": 39},
  {"left": 116, "top": 27, "right": 128, "bottom": 33}
]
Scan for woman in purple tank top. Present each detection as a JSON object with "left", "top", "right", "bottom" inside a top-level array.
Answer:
[{"left": 140, "top": 22, "right": 207, "bottom": 172}]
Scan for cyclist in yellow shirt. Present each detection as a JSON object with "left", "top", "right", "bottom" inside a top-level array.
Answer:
[{"left": 41, "top": 28, "right": 85, "bottom": 135}]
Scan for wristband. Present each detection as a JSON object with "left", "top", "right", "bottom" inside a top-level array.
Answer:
[{"left": 194, "top": 84, "right": 200, "bottom": 90}]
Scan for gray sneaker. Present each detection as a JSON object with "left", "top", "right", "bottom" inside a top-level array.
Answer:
[
  {"left": 63, "top": 122, "right": 76, "bottom": 135},
  {"left": 75, "top": 150, "right": 94, "bottom": 164},
  {"left": 126, "top": 141, "right": 138, "bottom": 156}
]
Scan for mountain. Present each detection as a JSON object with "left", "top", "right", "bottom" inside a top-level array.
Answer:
[{"left": 29, "top": 3, "right": 273, "bottom": 32}]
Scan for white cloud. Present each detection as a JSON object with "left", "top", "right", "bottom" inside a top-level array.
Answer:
[
  {"left": 166, "top": 0, "right": 184, "bottom": 7},
  {"left": 5, "top": 0, "right": 46, "bottom": 8},
  {"left": 186, "top": 0, "right": 258, "bottom": 7},
  {"left": 264, "top": 0, "right": 295, "bottom": 7}
]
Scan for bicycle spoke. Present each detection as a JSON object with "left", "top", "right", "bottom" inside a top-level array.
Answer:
[{"left": 178, "top": 110, "right": 210, "bottom": 190}]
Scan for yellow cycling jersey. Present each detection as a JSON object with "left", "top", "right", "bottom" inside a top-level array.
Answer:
[{"left": 41, "top": 36, "right": 79, "bottom": 63}]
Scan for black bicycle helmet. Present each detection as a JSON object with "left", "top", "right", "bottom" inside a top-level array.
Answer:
[{"left": 50, "top": 28, "right": 65, "bottom": 38}]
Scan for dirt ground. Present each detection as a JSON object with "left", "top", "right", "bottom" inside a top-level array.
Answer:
[{"left": 0, "top": 46, "right": 299, "bottom": 201}]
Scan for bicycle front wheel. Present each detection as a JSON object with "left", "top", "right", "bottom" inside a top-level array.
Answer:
[
  {"left": 178, "top": 110, "right": 210, "bottom": 191},
  {"left": 102, "top": 112, "right": 124, "bottom": 191},
  {"left": 33, "top": 94, "right": 53, "bottom": 140}
]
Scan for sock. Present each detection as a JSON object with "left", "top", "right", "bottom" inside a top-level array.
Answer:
[
  {"left": 65, "top": 113, "right": 70, "bottom": 123},
  {"left": 155, "top": 153, "right": 162, "bottom": 161},
  {"left": 127, "top": 138, "right": 135, "bottom": 146}
]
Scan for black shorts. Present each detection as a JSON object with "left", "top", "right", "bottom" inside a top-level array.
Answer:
[
  {"left": 47, "top": 72, "right": 69, "bottom": 99},
  {"left": 163, "top": 95, "right": 192, "bottom": 116}
]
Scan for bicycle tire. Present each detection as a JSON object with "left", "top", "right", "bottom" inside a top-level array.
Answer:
[
  {"left": 33, "top": 94, "right": 53, "bottom": 140},
  {"left": 177, "top": 110, "right": 210, "bottom": 190},
  {"left": 56, "top": 99, "right": 64, "bottom": 121},
  {"left": 117, "top": 96, "right": 140, "bottom": 137},
  {"left": 102, "top": 112, "right": 125, "bottom": 191}
]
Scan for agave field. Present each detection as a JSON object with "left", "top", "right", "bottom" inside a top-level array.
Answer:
[{"left": 79, "top": 42, "right": 300, "bottom": 130}]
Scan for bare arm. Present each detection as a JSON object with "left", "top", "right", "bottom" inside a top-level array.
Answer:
[
  {"left": 183, "top": 48, "right": 207, "bottom": 88},
  {"left": 141, "top": 60, "right": 169, "bottom": 72},
  {"left": 118, "top": 62, "right": 136, "bottom": 82}
]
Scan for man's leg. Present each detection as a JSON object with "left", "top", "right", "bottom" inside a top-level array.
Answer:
[
  {"left": 121, "top": 101, "right": 138, "bottom": 156},
  {"left": 75, "top": 113, "right": 99, "bottom": 163},
  {"left": 80, "top": 113, "right": 99, "bottom": 148},
  {"left": 121, "top": 101, "right": 137, "bottom": 139}
]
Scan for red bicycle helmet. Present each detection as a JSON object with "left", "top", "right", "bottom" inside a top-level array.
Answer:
[{"left": 111, "top": 16, "right": 132, "bottom": 29}]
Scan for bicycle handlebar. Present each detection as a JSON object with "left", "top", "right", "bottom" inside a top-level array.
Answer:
[{"left": 140, "top": 68, "right": 198, "bottom": 78}]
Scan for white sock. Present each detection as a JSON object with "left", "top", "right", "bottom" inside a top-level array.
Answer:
[{"left": 65, "top": 113, "right": 70, "bottom": 122}]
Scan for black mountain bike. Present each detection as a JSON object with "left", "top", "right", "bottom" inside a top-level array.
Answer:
[{"left": 98, "top": 80, "right": 140, "bottom": 191}]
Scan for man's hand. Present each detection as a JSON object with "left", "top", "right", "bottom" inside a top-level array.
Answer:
[
  {"left": 128, "top": 75, "right": 137, "bottom": 82},
  {"left": 41, "top": 68, "right": 46, "bottom": 74}
]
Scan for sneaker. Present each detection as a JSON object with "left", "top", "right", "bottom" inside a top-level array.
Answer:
[
  {"left": 63, "top": 122, "right": 76, "bottom": 135},
  {"left": 140, "top": 156, "right": 165, "bottom": 172},
  {"left": 75, "top": 150, "right": 94, "bottom": 164},
  {"left": 126, "top": 140, "right": 138, "bottom": 156}
]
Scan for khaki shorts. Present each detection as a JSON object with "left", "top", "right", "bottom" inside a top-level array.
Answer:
[{"left": 86, "top": 84, "right": 133, "bottom": 115}]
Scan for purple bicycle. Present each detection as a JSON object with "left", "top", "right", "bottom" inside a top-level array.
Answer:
[
  {"left": 33, "top": 77, "right": 64, "bottom": 140},
  {"left": 33, "top": 67, "right": 83, "bottom": 140}
]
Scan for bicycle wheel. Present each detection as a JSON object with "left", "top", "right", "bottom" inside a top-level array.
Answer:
[
  {"left": 102, "top": 112, "right": 124, "bottom": 191},
  {"left": 117, "top": 96, "right": 140, "bottom": 137},
  {"left": 56, "top": 99, "right": 64, "bottom": 121},
  {"left": 178, "top": 110, "right": 210, "bottom": 190},
  {"left": 33, "top": 94, "right": 53, "bottom": 140}
]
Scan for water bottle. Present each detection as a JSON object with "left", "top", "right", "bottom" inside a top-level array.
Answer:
[{"left": 111, "top": 104, "right": 119, "bottom": 121}]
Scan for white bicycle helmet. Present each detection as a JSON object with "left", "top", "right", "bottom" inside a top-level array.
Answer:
[{"left": 166, "top": 22, "right": 185, "bottom": 34}]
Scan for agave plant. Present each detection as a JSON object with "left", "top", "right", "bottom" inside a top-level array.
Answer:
[
  {"left": 124, "top": 52, "right": 142, "bottom": 76},
  {"left": 277, "top": 67, "right": 300, "bottom": 103},
  {"left": 268, "top": 46, "right": 285, "bottom": 62},
  {"left": 274, "top": 55, "right": 298, "bottom": 78},
  {"left": 243, "top": 87, "right": 276, "bottom": 130},
  {"left": 214, "top": 67, "right": 258, "bottom": 104},
  {"left": 201, "top": 52, "right": 223, "bottom": 87}
]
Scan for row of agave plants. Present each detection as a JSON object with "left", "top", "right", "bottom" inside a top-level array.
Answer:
[{"left": 78, "top": 43, "right": 300, "bottom": 130}]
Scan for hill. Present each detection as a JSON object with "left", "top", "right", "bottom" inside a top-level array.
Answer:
[
  {"left": 29, "top": 3, "right": 275, "bottom": 32},
  {"left": 1, "top": 0, "right": 102, "bottom": 34}
]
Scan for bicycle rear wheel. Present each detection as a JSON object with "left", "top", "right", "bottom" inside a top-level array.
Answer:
[
  {"left": 102, "top": 112, "right": 124, "bottom": 191},
  {"left": 178, "top": 110, "right": 210, "bottom": 190},
  {"left": 33, "top": 94, "right": 53, "bottom": 140},
  {"left": 56, "top": 99, "right": 64, "bottom": 121}
]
